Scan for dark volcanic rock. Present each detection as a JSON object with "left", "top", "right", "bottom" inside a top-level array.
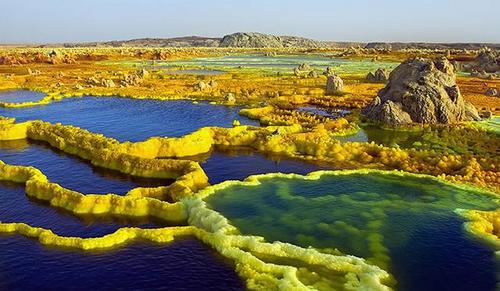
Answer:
[
  {"left": 219, "top": 32, "right": 323, "bottom": 48},
  {"left": 363, "top": 57, "right": 480, "bottom": 125}
]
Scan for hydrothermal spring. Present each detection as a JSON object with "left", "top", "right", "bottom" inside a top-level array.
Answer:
[
  {"left": 204, "top": 171, "right": 499, "bottom": 290},
  {"left": 0, "top": 90, "right": 498, "bottom": 290},
  {"left": 0, "top": 91, "right": 339, "bottom": 289}
]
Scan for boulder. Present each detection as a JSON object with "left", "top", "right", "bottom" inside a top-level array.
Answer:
[
  {"left": 308, "top": 70, "right": 318, "bottom": 78},
  {"left": 137, "top": 68, "right": 149, "bottom": 78},
  {"left": 194, "top": 81, "right": 208, "bottom": 90},
  {"left": 326, "top": 75, "right": 344, "bottom": 95},
  {"left": 87, "top": 77, "right": 101, "bottom": 86},
  {"left": 366, "top": 68, "right": 390, "bottom": 82},
  {"left": 485, "top": 88, "right": 498, "bottom": 96},
  {"left": 363, "top": 57, "right": 480, "bottom": 125},
  {"left": 324, "top": 67, "right": 335, "bottom": 76},
  {"left": 122, "top": 74, "right": 143, "bottom": 86},
  {"left": 101, "top": 79, "right": 115, "bottom": 88},
  {"left": 294, "top": 63, "right": 312, "bottom": 76},
  {"left": 208, "top": 80, "right": 218, "bottom": 88},
  {"left": 225, "top": 93, "right": 236, "bottom": 103}
]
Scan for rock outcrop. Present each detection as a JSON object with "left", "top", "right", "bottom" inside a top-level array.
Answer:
[
  {"left": 485, "top": 88, "right": 499, "bottom": 97},
  {"left": 219, "top": 32, "right": 323, "bottom": 48},
  {"left": 363, "top": 57, "right": 480, "bottom": 125},
  {"left": 472, "top": 48, "right": 500, "bottom": 73},
  {"left": 326, "top": 75, "right": 344, "bottom": 95},
  {"left": 366, "top": 68, "right": 390, "bottom": 82},
  {"left": 293, "top": 63, "right": 312, "bottom": 76},
  {"left": 324, "top": 67, "right": 335, "bottom": 76}
]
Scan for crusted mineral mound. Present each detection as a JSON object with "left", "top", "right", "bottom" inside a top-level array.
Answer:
[
  {"left": 363, "top": 57, "right": 480, "bottom": 125},
  {"left": 219, "top": 32, "right": 322, "bottom": 48}
]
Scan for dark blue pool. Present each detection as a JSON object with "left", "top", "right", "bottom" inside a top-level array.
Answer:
[{"left": 0, "top": 95, "right": 259, "bottom": 142}]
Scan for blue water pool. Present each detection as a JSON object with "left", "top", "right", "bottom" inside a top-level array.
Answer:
[
  {"left": 0, "top": 90, "right": 46, "bottom": 103},
  {"left": 0, "top": 96, "right": 259, "bottom": 142},
  {"left": 205, "top": 172, "right": 498, "bottom": 291}
]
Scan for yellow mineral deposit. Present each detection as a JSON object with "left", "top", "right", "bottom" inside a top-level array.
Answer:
[{"left": 0, "top": 45, "right": 498, "bottom": 291}]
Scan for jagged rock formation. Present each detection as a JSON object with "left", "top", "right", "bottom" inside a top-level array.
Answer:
[
  {"left": 293, "top": 63, "right": 313, "bottom": 76},
  {"left": 363, "top": 57, "right": 480, "bottom": 125},
  {"left": 219, "top": 32, "right": 323, "bottom": 48},
  {"left": 472, "top": 48, "right": 500, "bottom": 73},
  {"left": 326, "top": 75, "right": 344, "bottom": 95},
  {"left": 367, "top": 68, "right": 390, "bottom": 82}
]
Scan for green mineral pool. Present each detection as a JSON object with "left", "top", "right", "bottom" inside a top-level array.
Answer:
[{"left": 204, "top": 170, "right": 499, "bottom": 291}]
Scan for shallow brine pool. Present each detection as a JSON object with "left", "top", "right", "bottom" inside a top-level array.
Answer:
[{"left": 205, "top": 171, "right": 498, "bottom": 290}]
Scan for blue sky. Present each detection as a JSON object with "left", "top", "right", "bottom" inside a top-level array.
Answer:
[{"left": 1, "top": 0, "right": 499, "bottom": 43}]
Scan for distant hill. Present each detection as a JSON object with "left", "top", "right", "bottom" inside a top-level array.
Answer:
[
  {"left": 219, "top": 32, "right": 325, "bottom": 48},
  {"left": 26, "top": 32, "right": 500, "bottom": 50},
  {"left": 40, "top": 36, "right": 221, "bottom": 48}
]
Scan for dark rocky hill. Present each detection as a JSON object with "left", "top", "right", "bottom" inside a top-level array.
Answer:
[{"left": 23, "top": 33, "right": 500, "bottom": 49}]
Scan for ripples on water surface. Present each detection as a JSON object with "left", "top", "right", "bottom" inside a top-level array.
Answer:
[{"left": 0, "top": 236, "right": 244, "bottom": 290}]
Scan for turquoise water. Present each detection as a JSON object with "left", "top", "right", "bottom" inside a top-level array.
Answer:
[
  {"left": 0, "top": 96, "right": 259, "bottom": 142},
  {"left": 0, "top": 90, "right": 45, "bottom": 103},
  {"left": 205, "top": 172, "right": 498, "bottom": 290}
]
